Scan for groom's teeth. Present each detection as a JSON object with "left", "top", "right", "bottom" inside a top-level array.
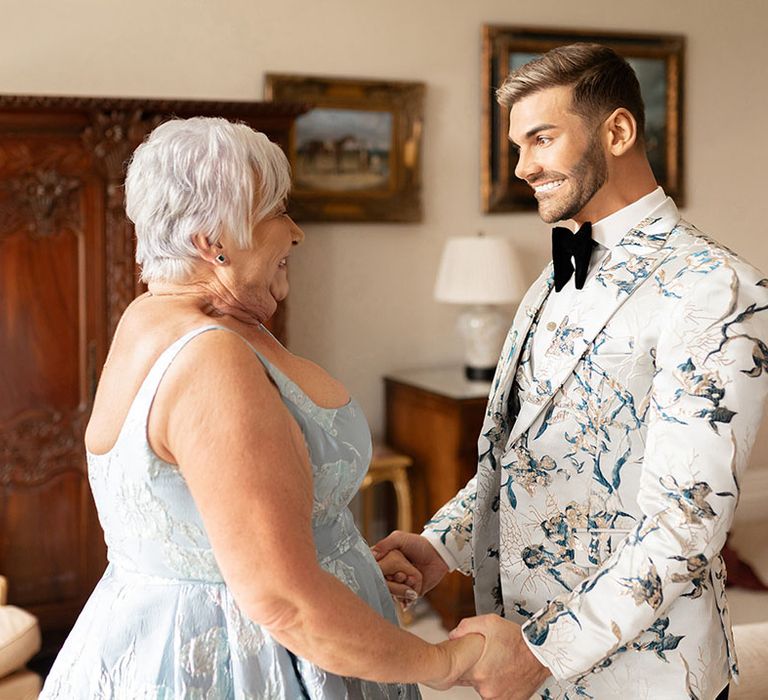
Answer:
[{"left": 534, "top": 180, "right": 564, "bottom": 193}]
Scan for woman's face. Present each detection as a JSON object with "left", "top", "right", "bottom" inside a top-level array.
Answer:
[{"left": 224, "top": 204, "right": 305, "bottom": 320}]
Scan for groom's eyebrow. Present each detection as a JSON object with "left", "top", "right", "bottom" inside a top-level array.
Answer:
[
  {"left": 526, "top": 123, "right": 557, "bottom": 139},
  {"left": 508, "top": 123, "right": 558, "bottom": 149}
]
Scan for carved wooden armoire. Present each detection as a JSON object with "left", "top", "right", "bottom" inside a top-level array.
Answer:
[{"left": 0, "top": 95, "right": 304, "bottom": 652}]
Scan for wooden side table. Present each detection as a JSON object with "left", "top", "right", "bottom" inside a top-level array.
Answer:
[{"left": 384, "top": 367, "right": 489, "bottom": 630}]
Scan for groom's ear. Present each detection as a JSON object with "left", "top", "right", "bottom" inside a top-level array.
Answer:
[{"left": 603, "top": 107, "right": 638, "bottom": 157}]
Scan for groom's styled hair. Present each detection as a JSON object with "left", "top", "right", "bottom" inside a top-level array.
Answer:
[{"left": 496, "top": 43, "right": 646, "bottom": 140}]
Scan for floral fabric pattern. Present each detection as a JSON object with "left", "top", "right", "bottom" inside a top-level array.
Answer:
[{"left": 423, "top": 198, "right": 768, "bottom": 699}]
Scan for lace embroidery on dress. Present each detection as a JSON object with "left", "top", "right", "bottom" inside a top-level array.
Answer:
[{"left": 274, "top": 373, "right": 341, "bottom": 436}]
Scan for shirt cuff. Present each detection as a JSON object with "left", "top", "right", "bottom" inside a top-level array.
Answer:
[{"left": 421, "top": 529, "right": 461, "bottom": 573}]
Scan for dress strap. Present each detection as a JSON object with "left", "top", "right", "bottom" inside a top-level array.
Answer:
[
  {"left": 116, "top": 323, "right": 337, "bottom": 451},
  {"left": 118, "top": 325, "right": 235, "bottom": 446}
]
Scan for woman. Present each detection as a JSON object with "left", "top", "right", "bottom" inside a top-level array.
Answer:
[{"left": 39, "top": 117, "right": 482, "bottom": 698}]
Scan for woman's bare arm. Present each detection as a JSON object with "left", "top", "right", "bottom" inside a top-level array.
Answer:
[{"left": 151, "top": 330, "right": 482, "bottom": 685}]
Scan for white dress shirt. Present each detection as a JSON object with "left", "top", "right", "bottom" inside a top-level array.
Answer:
[{"left": 529, "top": 187, "right": 668, "bottom": 375}]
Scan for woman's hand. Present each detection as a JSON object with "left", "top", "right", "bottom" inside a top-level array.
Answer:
[
  {"left": 424, "top": 633, "right": 485, "bottom": 691},
  {"left": 372, "top": 531, "right": 450, "bottom": 598},
  {"left": 374, "top": 549, "right": 423, "bottom": 609}
]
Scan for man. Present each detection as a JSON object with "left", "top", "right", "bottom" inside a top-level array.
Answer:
[{"left": 375, "top": 43, "right": 768, "bottom": 699}]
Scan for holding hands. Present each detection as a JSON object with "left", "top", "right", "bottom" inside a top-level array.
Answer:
[
  {"left": 450, "top": 615, "right": 550, "bottom": 699},
  {"left": 372, "top": 532, "right": 550, "bottom": 698},
  {"left": 372, "top": 546, "right": 425, "bottom": 609},
  {"left": 372, "top": 530, "right": 450, "bottom": 607}
]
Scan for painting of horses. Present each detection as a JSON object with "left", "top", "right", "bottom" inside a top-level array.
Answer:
[
  {"left": 264, "top": 73, "right": 424, "bottom": 222},
  {"left": 294, "top": 108, "right": 393, "bottom": 192}
]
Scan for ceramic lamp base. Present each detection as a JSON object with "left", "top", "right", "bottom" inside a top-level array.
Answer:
[{"left": 457, "top": 304, "right": 508, "bottom": 380}]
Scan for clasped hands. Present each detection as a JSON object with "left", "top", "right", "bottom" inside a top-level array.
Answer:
[{"left": 372, "top": 531, "right": 550, "bottom": 700}]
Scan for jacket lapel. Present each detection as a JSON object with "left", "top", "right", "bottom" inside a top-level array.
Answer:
[{"left": 506, "top": 198, "right": 682, "bottom": 449}]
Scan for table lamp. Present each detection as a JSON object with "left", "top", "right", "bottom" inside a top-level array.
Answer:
[{"left": 434, "top": 233, "right": 523, "bottom": 381}]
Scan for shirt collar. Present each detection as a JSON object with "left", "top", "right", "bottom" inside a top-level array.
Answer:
[{"left": 565, "top": 186, "right": 667, "bottom": 250}]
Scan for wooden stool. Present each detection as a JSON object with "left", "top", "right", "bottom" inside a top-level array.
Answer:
[
  {"left": 360, "top": 444, "right": 414, "bottom": 624},
  {"left": 360, "top": 444, "right": 413, "bottom": 542}
]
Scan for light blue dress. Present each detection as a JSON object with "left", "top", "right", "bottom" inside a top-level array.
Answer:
[{"left": 40, "top": 326, "right": 421, "bottom": 699}]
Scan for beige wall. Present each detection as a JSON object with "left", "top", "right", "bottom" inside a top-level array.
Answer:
[{"left": 4, "top": 0, "right": 768, "bottom": 463}]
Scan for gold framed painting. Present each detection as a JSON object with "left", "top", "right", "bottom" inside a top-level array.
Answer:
[
  {"left": 482, "top": 26, "right": 685, "bottom": 213},
  {"left": 264, "top": 74, "right": 425, "bottom": 222}
]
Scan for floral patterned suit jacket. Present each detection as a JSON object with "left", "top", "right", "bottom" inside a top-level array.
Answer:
[{"left": 423, "top": 198, "right": 768, "bottom": 699}]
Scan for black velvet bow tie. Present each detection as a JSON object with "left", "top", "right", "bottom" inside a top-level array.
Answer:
[{"left": 552, "top": 222, "right": 594, "bottom": 292}]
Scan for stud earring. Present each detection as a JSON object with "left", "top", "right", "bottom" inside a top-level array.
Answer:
[{"left": 215, "top": 254, "right": 227, "bottom": 264}]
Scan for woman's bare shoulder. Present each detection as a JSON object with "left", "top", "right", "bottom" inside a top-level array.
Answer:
[
  {"left": 86, "top": 299, "right": 247, "bottom": 455},
  {"left": 111, "top": 297, "right": 209, "bottom": 352}
]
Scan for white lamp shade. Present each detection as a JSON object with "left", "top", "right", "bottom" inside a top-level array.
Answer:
[{"left": 434, "top": 236, "right": 523, "bottom": 304}]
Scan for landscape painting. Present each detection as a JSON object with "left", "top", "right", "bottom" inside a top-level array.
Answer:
[
  {"left": 293, "top": 108, "right": 393, "bottom": 193},
  {"left": 265, "top": 74, "right": 425, "bottom": 222}
]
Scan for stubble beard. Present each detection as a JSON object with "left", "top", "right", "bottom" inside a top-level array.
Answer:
[{"left": 537, "top": 134, "right": 608, "bottom": 224}]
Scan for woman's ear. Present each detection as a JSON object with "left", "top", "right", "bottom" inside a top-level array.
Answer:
[
  {"left": 191, "top": 233, "right": 221, "bottom": 264},
  {"left": 604, "top": 107, "right": 638, "bottom": 156}
]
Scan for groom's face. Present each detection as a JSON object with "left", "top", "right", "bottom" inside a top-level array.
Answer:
[{"left": 508, "top": 85, "right": 608, "bottom": 224}]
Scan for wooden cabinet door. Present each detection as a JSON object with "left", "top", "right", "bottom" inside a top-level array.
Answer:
[{"left": 0, "top": 118, "right": 109, "bottom": 635}]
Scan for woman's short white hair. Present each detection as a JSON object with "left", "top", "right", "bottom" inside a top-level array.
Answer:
[{"left": 125, "top": 117, "right": 291, "bottom": 283}]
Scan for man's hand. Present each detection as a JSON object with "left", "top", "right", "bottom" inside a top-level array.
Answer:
[
  {"left": 449, "top": 614, "right": 550, "bottom": 699},
  {"left": 371, "top": 531, "right": 449, "bottom": 598}
]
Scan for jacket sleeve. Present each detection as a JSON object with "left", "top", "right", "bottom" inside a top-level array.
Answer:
[
  {"left": 421, "top": 475, "right": 477, "bottom": 575},
  {"left": 521, "top": 261, "right": 768, "bottom": 681}
]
